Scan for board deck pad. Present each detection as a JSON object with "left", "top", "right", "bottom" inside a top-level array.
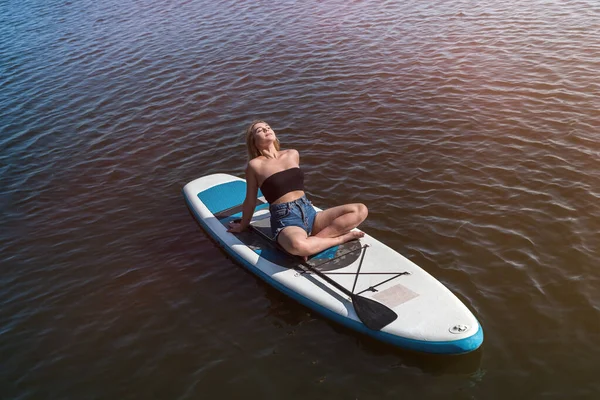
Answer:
[
  {"left": 216, "top": 204, "right": 362, "bottom": 271},
  {"left": 372, "top": 284, "right": 420, "bottom": 308}
]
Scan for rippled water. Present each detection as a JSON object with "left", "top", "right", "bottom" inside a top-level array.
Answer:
[{"left": 1, "top": 0, "right": 599, "bottom": 398}]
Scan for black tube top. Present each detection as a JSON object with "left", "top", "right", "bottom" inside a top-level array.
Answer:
[{"left": 260, "top": 167, "right": 304, "bottom": 203}]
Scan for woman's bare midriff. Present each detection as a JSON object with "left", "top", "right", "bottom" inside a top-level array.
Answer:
[{"left": 270, "top": 190, "right": 305, "bottom": 205}]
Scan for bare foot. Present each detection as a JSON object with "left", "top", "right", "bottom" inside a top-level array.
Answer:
[{"left": 339, "top": 230, "right": 365, "bottom": 244}]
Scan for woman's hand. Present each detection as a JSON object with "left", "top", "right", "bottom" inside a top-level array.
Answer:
[{"left": 227, "top": 220, "right": 246, "bottom": 233}]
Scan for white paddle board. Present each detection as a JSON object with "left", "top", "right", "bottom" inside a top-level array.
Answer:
[{"left": 183, "top": 173, "right": 483, "bottom": 354}]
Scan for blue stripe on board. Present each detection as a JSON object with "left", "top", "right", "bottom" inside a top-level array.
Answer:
[
  {"left": 184, "top": 188, "right": 483, "bottom": 354},
  {"left": 198, "top": 180, "right": 264, "bottom": 215},
  {"left": 312, "top": 245, "right": 339, "bottom": 259}
]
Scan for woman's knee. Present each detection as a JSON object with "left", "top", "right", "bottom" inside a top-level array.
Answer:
[{"left": 355, "top": 203, "right": 368, "bottom": 222}]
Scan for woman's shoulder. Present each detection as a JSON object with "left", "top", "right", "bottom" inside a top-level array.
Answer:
[
  {"left": 281, "top": 148, "right": 300, "bottom": 159},
  {"left": 247, "top": 157, "right": 262, "bottom": 171}
]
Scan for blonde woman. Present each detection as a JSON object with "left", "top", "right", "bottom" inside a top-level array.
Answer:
[{"left": 227, "top": 121, "right": 368, "bottom": 258}]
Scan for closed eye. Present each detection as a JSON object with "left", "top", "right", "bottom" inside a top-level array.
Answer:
[{"left": 255, "top": 126, "right": 270, "bottom": 133}]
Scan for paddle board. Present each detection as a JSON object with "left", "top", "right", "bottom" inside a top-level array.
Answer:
[{"left": 183, "top": 173, "right": 483, "bottom": 354}]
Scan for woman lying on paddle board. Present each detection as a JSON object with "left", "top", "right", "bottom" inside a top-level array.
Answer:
[{"left": 227, "top": 121, "right": 368, "bottom": 258}]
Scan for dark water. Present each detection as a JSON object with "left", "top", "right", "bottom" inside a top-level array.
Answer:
[{"left": 1, "top": 0, "right": 599, "bottom": 398}]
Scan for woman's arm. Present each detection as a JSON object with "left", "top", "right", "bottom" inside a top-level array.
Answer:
[{"left": 227, "top": 162, "right": 259, "bottom": 233}]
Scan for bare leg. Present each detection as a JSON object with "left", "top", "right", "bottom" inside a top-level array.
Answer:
[
  {"left": 312, "top": 203, "right": 368, "bottom": 239},
  {"left": 276, "top": 203, "right": 368, "bottom": 258},
  {"left": 277, "top": 226, "right": 363, "bottom": 258}
]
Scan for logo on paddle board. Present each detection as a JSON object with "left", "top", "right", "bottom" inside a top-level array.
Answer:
[{"left": 449, "top": 324, "right": 469, "bottom": 334}]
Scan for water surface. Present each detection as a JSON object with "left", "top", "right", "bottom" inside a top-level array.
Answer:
[{"left": 1, "top": 0, "right": 599, "bottom": 398}]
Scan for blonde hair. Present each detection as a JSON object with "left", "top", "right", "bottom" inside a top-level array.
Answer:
[{"left": 245, "top": 120, "right": 280, "bottom": 160}]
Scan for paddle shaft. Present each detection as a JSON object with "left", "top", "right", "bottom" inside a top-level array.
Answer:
[{"left": 299, "top": 260, "right": 357, "bottom": 299}]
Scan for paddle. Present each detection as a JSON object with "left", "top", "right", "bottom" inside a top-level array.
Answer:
[
  {"left": 231, "top": 219, "right": 398, "bottom": 330},
  {"left": 296, "top": 257, "right": 398, "bottom": 331}
]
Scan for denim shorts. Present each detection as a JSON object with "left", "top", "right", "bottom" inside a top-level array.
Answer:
[{"left": 270, "top": 195, "right": 318, "bottom": 240}]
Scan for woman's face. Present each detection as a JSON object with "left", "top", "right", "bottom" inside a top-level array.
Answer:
[{"left": 252, "top": 122, "right": 275, "bottom": 146}]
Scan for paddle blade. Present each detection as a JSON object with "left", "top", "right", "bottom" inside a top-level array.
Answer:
[{"left": 351, "top": 295, "right": 398, "bottom": 331}]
